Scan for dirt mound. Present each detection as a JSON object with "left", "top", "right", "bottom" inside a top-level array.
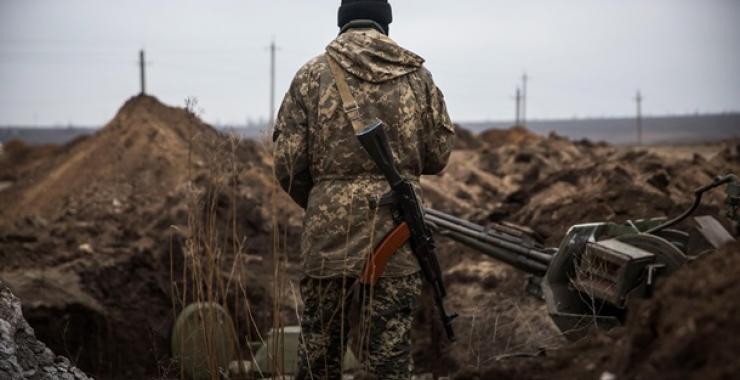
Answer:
[
  {"left": 453, "top": 124, "right": 485, "bottom": 150},
  {"left": 418, "top": 127, "right": 739, "bottom": 378},
  {"left": 412, "top": 250, "right": 563, "bottom": 376},
  {"left": 424, "top": 127, "right": 738, "bottom": 244},
  {"left": 508, "top": 148, "right": 734, "bottom": 244},
  {"left": 0, "top": 94, "right": 265, "bottom": 220},
  {"left": 0, "top": 95, "right": 302, "bottom": 379},
  {"left": 478, "top": 126, "right": 541, "bottom": 148},
  {"left": 0, "top": 139, "right": 59, "bottom": 170},
  {"left": 452, "top": 241, "right": 740, "bottom": 380},
  {"left": 607, "top": 240, "right": 740, "bottom": 379},
  {"left": 711, "top": 140, "right": 740, "bottom": 165},
  {"left": 423, "top": 129, "right": 615, "bottom": 218},
  {"left": 1, "top": 280, "right": 92, "bottom": 379}
]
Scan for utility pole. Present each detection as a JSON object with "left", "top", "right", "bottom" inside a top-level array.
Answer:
[
  {"left": 635, "top": 90, "right": 643, "bottom": 146},
  {"left": 268, "top": 39, "right": 277, "bottom": 131},
  {"left": 514, "top": 87, "right": 522, "bottom": 126},
  {"left": 139, "top": 49, "right": 146, "bottom": 95},
  {"left": 521, "top": 73, "right": 528, "bottom": 127}
]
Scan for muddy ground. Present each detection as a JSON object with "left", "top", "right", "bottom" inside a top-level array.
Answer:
[
  {"left": 0, "top": 95, "right": 738, "bottom": 379},
  {"left": 453, "top": 240, "right": 740, "bottom": 380}
]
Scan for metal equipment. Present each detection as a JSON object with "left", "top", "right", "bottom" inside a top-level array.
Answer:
[{"left": 426, "top": 174, "right": 738, "bottom": 339}]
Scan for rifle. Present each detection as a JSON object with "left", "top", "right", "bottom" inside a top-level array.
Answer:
[{"left": 356, "top": 119, "right": 458, "bottom": 342}]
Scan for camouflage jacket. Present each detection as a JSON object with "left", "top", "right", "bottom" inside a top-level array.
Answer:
[{"left": 273, "top": 28, "right": 455, "bottom": 278}]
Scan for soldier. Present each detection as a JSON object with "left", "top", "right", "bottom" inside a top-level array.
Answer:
[{"left": 273, "top": 0, "right": 455, "bottom": 378}]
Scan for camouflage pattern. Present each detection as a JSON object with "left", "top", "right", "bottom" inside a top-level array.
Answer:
[
  {"left": 295, "top": 274, "right": 422, "bottom": 380},
  {"left": 273, "top": 28, "right": 455, "bottom": 278}
]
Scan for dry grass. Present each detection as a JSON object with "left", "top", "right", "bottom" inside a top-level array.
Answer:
[{"left": 169, "top": 98, "right": 272, "bottom": 379}]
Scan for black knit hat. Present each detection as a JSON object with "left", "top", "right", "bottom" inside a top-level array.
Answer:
[{"left": 338, "top": 0, "right": 392, "bottom": 34}]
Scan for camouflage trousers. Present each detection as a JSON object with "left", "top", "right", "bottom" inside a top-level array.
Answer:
[{"left": 295, "top": 273, "right": 422, "bottom": 380}]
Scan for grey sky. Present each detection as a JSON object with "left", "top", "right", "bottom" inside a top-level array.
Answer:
[{"left": 1, "top": 0, "right": 739, "bottom": 126}]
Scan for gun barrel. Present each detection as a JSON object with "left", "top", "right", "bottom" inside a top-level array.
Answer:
[
  {"left": 424, "top": 210, "right": 552, "bottom": 275},
  {"left": 425, "top": 208, "right": 542, "bottom": 249},
  {"left": 424, "top": 209, "right": 552, "bottom": 264},
  {"left": 433, "top": 226, "right": 549, "bottom": 275}
]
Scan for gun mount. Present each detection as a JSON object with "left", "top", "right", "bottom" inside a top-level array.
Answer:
[{"left": 427, "top": 174, "right": 738, "bottom": 340}]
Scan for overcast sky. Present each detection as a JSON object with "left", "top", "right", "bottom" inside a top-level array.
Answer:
[{"left": 1, "top": 0, "right": 739, "bottom": 126}]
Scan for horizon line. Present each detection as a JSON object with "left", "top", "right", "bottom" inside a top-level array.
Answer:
[{"left": 2, "top": 110, "right": 739, "bottom": 129}]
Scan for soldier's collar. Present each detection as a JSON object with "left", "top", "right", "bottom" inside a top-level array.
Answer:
[{"left": 339, "top": 19, "right": 388, "bottom": 36}]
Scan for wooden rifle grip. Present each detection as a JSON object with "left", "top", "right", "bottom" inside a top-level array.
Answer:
[{"left": 360, "top": 222, "right": 411, "bottom": 285}]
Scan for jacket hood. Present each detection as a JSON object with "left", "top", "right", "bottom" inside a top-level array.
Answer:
[{"left": 326, "top": 28, "right": 424, "bottom": 84}]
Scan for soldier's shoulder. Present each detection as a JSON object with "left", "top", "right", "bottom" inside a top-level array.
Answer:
[
  {"left": 407, "top": 65, "right": 434, "bottom": 87},
  {"left": 293, "top": 54, "right": 328, "bottom": 82},
  {"left": 407, "top": 66, "right": 437, "bottom": 95},
  {"left": 417, "top": 65, "right": 433, "bottom": 78}
]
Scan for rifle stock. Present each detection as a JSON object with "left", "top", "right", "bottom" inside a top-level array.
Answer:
[{"left": 361, "top": 222, "right": 411, "bottom": 286}]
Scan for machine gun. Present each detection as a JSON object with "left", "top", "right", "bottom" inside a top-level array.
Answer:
[{"left": 427, "top": 173, "right": 739, "bottom": 339}]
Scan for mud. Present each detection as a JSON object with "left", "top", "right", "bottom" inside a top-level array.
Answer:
[
  {"left": 0, "top": 95, "right": 302, "bottom": 378},
  {"left": 452, "top": 241, "right": 740, "bottom": 380}
]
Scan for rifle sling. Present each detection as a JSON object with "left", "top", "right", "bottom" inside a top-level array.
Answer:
[
  {"left": 327, "top": 54, "right": 412, "bottom": 282},
  {"left": 326, "top": 55, "right": 366, "bottom": 133}
]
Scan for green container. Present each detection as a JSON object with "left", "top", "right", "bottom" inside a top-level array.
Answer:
[
  {"left": 172, "top": 302, "right": 237, "bottom": 380},
  {"left": 251, "top": 326, "right": 359, "bottom": 378}
]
